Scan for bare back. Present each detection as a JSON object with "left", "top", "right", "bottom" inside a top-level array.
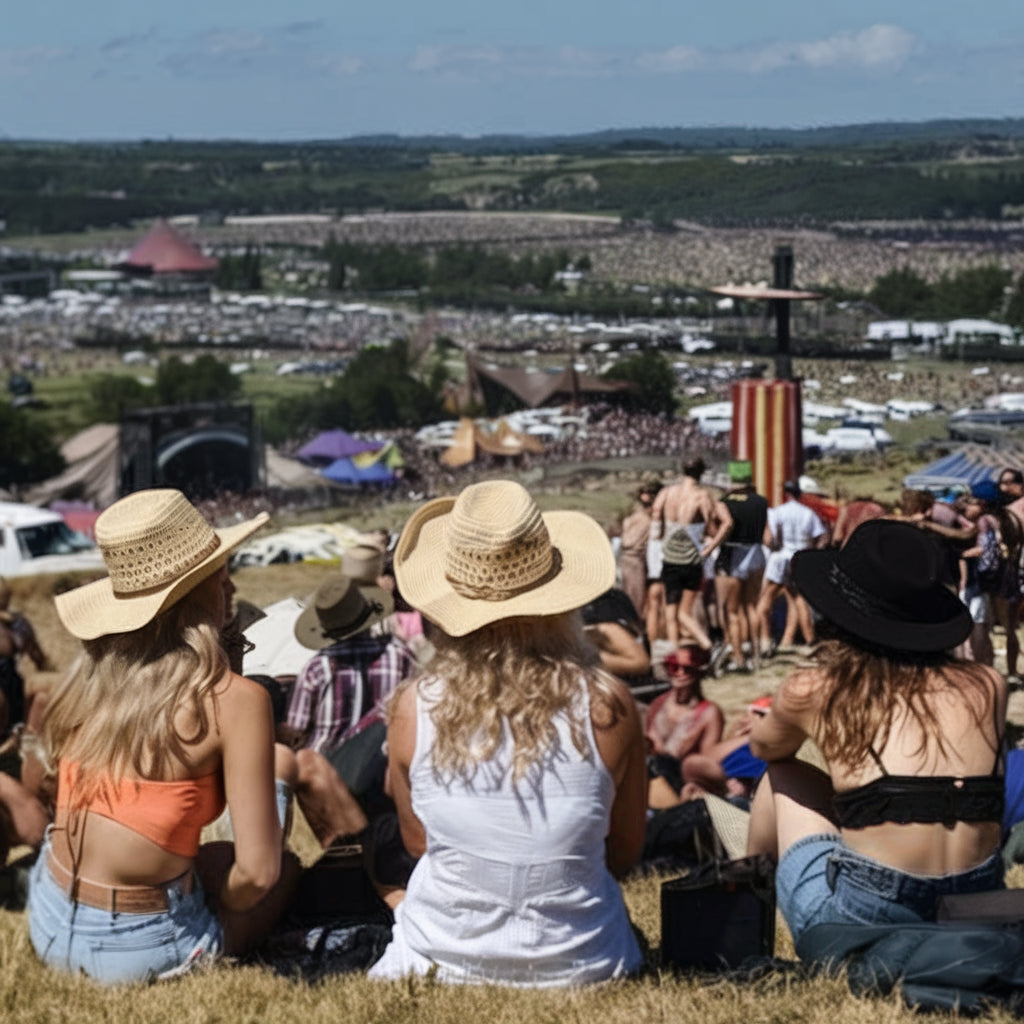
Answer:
[
  {"left": 651, "top": 478, "right": 716, "bottom": 532},
  {"left": 52, "top": 671, "right": 276, "bottom": 888},
  {"left": 752, "top": 664, "right": 1006, "bottom": 875}
]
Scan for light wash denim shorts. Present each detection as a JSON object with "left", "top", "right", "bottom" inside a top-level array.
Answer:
[
  {"left": 28, "top": 837, "right": 223, "bottom": 984},
  {"left": 27, "top": 780, "right": 293, "bottom": 984},
  {"left": 776, "top": 832, "right": 1004, "bottom": 947}
]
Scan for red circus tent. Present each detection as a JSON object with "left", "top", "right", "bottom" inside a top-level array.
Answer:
[{"left": 121, "top": 220, "right": 218, "bottom": 275}]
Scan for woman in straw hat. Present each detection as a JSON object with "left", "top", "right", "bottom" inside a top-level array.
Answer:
[
  {"left": 746, "top": 519, "right": 1006, "bottom": 952},
  {"left": 368, "top": 480, "right": 646, "bottom": 986},
  {"left": 27, "top": 489, "right": 300, "bottom": 983}
]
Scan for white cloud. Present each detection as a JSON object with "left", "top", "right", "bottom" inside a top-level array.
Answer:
[
  {"left": 743, "top": 24, "right": 915, "bottom": 73},
  {"left": 636, "top": 45, "right": 704, "bottom": 74}
]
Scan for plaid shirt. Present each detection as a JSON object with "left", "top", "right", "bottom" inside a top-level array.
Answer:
[{"left": 286, "top": 633, "right": 416, "bottom": 755}]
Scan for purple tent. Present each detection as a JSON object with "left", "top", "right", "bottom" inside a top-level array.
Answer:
[{"left": 296, "top": 430, "right": 382, "bottom": 467}]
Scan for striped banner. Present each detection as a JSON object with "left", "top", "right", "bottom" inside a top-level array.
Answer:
[{"left": 730, "top": 379, "right": 804, "bottom": 506}]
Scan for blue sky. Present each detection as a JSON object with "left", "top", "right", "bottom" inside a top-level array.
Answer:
[{"left": 3, "top": 1, "right": 1022, "bottom": 140}]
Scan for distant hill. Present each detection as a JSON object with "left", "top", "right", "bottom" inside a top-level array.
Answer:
[{"left": 332, "top": 119, "right": 1024, "bottom": 153}]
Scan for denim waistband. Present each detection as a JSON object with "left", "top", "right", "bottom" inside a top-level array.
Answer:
[{"left": 826, "top": 845, "right": 1003, "bottom": 909}]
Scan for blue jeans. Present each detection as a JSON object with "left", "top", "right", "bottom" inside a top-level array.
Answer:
[
  {"left": 28, "top": 781, "right": 293, "bottom": 984},
  {"left": 776, "top": 833, "right": 1005, "bottom": 947},
  {"left": 28, "top": 838, "right": 223, "bottom": 984}
]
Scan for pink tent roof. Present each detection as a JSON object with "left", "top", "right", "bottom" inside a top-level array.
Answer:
[{"left": 123, "top": 220, "right": 218, "bottom": 275}]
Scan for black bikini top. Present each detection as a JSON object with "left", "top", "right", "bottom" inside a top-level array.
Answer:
[{"left": 832, "top": 745, "right": 1004, "bottom": 830}]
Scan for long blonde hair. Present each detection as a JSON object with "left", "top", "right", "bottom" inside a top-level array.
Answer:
[
  {"left": 407, "top": 612, "right": 625, "bottom": 783},
  {"left": 43, "top": 597, "right": 228, "bottom": 805},
  {"left": 806, "top": 636, "right": 997, "bottom": 771}
]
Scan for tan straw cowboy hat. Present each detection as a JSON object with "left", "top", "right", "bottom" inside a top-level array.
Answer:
[
  {"left": 293, "top": 574, "right": 393, "bottom": 650},
  {"left": 394, "top": 480, "right": 615, "bottom": 637},
  {"left": 56, "top": 489, "right": 268, "bottom": 641}
]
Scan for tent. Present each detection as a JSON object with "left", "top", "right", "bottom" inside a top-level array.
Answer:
[
  {"left": 25, "top": 423, "right": 120, "bottom": 508},
  {"left": 902, "top": 445, "right": 1024, "bottom": 492},
  {"left": 296, "top": 430, "right": 382, "bottom": 467},
  {"left": 321, "top": 457, "right": 395, "bottom": 486}
]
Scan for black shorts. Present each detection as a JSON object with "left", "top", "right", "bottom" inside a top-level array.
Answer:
[{"left": 662, "top": 561, "right": 703, "bottom": 604}]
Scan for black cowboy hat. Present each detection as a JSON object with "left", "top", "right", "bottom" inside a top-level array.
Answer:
[{"left": 791, "top": 519, "right": 970, "bottom": 653}]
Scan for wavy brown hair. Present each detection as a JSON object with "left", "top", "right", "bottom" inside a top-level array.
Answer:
[
  {"left": 402, "top": 612, "right": 626, "bottom": 783},
  {"left": 42, "top": 598, "right": 228, "bottom": 807},
  {"left": 799, "top": 634, "right": 998, "bottom": 770}
]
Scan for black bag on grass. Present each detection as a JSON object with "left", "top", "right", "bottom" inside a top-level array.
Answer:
[{"left": 661, "top": 854, "right": 776, "bottom": 971}]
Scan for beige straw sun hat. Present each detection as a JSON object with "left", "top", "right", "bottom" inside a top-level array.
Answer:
[
  {"left": 394, "top": 480, "right": 615, "bottom": 637},
  {"left": 56, "top": 489, "right": 268, "bottom": 641}
]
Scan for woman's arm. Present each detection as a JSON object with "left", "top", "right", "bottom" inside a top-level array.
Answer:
[
  {"left": 592, "top": 678, "right": 647, "bottom": 877},
  {"left": 217, "top": 674, "right": 283, "bottom": 911},
  {"left": 584, "top": 621, "right": 651, "bottom": 679},
  {"left": 749, "top": 672, "right": 816, "bottom": 762},
  {"left": 386, "top": 682, "right": 427, "bottom": 859}
]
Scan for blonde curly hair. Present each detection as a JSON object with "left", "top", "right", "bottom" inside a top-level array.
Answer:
[{"left": 398, "top": 612, "right": 626, "bottom": 783}]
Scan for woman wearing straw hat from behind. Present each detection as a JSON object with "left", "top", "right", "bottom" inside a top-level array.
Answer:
[
  {"left": 746, "top": 519, "right": 1006, "bottom": 953},
  {"left": 368, "top": 480, "right": 646, "bottom": 986},
  {"left": 28, "top": 489, "right": 300, "bottom": 984}
]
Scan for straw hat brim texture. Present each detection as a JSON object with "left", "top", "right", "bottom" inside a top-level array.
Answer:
[
  {"left": 293, "top": 584, "right": 394, "bottom": 649},
  {"left": 701, "top": 794, "right": 751, "bottom": 862},
  {"left": 395, "top": 496, "right": 615, "bottom": 637},
  {"left": 56, "top": 513, "right": 268, "bottom": 641}
]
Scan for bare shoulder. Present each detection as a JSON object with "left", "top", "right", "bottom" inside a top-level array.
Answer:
[
  {"left": 588, "top": 674, "right": 640, "bottom": 735},
  {"left": 774, "top": 667, "right": 827, "bottom": 715},
  {"left": 211, "top": 671, "right": 272, "bottom": 717}
]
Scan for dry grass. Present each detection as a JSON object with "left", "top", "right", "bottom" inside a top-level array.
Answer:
[{"left": 6, "top": 549, "right": 1024, "bottom": 1020}]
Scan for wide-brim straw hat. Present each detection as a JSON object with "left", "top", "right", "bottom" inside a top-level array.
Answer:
[
  {"left": 792, "top": 518, "right": 970, "bottom": 653},
  {"left": 56, "top": 489, "right": 268, "bottom": 641},
  {"left": 293, "top": 574, "right": 393, "bottom": 650},
  {"left": 394, "top": 480, "right": 615, "bottom": 637}
]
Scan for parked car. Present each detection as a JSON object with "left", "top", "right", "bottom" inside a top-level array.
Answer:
[{"left": 0, "top": 502, "right": 104, "bottom": 578}]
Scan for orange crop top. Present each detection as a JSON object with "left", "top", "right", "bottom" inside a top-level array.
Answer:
[{"left": 57, "top": 761, "right": 226, "bottom": 859}]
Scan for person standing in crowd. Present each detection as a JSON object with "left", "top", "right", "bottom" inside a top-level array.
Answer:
[
  {"left": 747, "top": 520, "right": 1005, "bottom": 951},
  {"left": 618, "top": 474, "right": 661, "bottom": 621},
  {"left": 758, "top": 480, "right": 827, "bottom": 655},
  {"left": 715, "top": 461, "right": 769, "bottom": 672},
  {"left": 369, "top": 480, "right": 645, "bottom": 986},
  {"left": 649, "top": 457, "right": 732, "bottom": 652},
  {"left": 28, "top": 489, "right": 299, "bottom": 983}
]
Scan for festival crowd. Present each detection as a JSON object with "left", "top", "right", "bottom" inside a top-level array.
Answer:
[{"left": 1, "top": 459, "right": 1023, "bottom": 991}]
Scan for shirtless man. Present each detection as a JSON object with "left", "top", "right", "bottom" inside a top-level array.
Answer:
[{"left": 649, "top": 457, "right": 732, "bottom": 650}]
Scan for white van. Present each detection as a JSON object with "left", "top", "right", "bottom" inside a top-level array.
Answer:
[{"left": 0, "top": 502, "right": 105, "bottom": 578}]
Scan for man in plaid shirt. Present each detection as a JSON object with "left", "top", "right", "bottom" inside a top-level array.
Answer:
[
  {"left": 286, "top": 574, "right": 417, "bottom": 755},
  {"left": 286, "top": 629, "right": 416, "bottom": 755}
]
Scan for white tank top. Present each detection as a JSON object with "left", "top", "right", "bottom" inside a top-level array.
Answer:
[{"left": 369, "top": 676, "right": 642, "bottom": 986}]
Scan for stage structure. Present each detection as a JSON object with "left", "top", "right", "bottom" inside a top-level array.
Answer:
[
  {"left": 711, "top": 246, "right": 822, "bottom": 505},
  {"left": 119, "top": 403, "right": 263, "bottom": 501}
]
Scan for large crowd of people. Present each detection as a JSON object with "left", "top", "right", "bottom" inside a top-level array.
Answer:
[{"left": 3, "top": 454, "right": 1024, "bottom": 992}]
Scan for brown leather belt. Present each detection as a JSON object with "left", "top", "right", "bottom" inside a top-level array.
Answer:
[{"left": 46, "top": 847, "right": 194, "bottom": 914}]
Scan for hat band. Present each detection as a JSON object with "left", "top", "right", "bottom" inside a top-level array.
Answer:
[
  {"left": 826, "top": 561, "right": 932, "bottom": 623},
  {"left": 321, "top": 599, "right": 384, "bottom": 640},
  {"left": 447, "top": 547, "right": 563, "bottom": 602}
]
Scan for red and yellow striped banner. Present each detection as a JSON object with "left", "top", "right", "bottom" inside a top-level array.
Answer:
[{"left": 730, "top": 379, "right": 803, "bottom": 506}]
